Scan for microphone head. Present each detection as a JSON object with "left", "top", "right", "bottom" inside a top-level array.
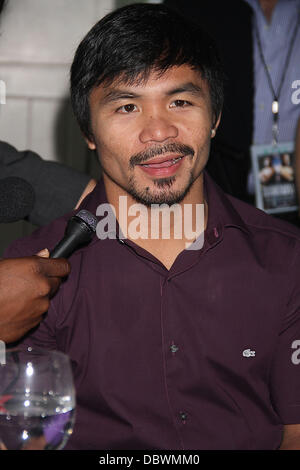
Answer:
[
  {"left": 74, "top": 209, "right": 98, "bottom": 233},
  {"left": 0, "top": 177, "right": 35, "bottom": 223},
  {"left": 50, "top": 209, "right": 98, "bottom": 258}
]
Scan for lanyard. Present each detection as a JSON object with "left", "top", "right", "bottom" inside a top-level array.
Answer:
[{"left": 253, "top": 3, "right": 300, "bottom": 145}]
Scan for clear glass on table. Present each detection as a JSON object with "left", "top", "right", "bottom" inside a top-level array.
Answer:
[{"left": 0, "top": 346, "right": 75, "bottom": 450}]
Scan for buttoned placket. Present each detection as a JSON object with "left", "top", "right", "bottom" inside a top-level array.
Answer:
[
  {"left": 115, "top": 223, "right": 223, "bottom": 448},
  {"left": 159, "top": 229, "right": 222, "bottom": 446}
]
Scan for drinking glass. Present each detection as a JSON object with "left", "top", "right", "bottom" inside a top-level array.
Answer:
[{"left": 0, "top": 346, "right": 75, "bottom": 450}]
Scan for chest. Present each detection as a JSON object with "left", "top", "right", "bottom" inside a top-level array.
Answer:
[{"left": 60, "top": 244, "right": 285, "bottom": 386}]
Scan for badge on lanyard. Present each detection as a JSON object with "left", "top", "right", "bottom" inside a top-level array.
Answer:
[
  {"left": 251, "top": 142, "right": 298, "bottom": 214},
  {"left": 250, "top": 5, "right": 300, "bottom": 214}
]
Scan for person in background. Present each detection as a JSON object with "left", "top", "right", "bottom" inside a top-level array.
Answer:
[
  {"left": 245, "top": 0, "right": 300, "bottom": 227},
  {"left": 0, "top": 141, "right": 96, "bottom": 226},
  {"left": 0, "top": 0, "right": 95, "bottom": 344}
]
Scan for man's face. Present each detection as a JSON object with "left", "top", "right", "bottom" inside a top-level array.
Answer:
[{"left": 87, "top": 65, "right": 219, "bottom": 205}]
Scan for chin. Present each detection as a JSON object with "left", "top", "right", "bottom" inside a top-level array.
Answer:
[{"left": 128, "top": 173, "right": 195, "bottom": 207}]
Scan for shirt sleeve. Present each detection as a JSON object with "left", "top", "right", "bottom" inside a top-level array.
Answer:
[
  {"left": 20, "top": 302, "right": 59, "bottom": 353},
  {"left": 269, "top": 243, "right": 300, "bottom": 424},
  {"left": 0, "top": 140, "right": 91, "bottom": 226}
]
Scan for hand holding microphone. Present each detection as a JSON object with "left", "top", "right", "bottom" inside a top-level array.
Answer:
[
  {"left": 0, "top": 210, "right": 98, "bottom": 343},
  {"left": 0, "top": 252, "right": 70, "bottom": 343}
]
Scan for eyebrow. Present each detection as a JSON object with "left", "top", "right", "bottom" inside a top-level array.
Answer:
[
  {"left": 101, "top": 90, "right": 142, "bottom": 105},
  {"left": 101, "top": 81, "right": 204, "bottom": 106},
  {"left": 165, "top": 82, "right": 205, "bottom": 98}
]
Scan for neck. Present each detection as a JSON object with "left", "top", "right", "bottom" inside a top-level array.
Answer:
[
  {"left": 103, "top": 173, "right": 207, "bottom": 260},
  {"left": 259, "top": 0, "right": 278, "bottom": 22}
]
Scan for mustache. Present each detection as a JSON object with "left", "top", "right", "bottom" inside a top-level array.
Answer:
[{"left": 129, "top": 143, "right": 194, "bottom": 169}]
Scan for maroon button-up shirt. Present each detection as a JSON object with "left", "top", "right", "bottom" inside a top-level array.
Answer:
[{"left": 5, "top": 171, "right": 300, "bottom": 450}]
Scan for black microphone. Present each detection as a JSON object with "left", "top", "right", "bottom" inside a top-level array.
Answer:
[
  {"left": 0, "top": 176, "right": 35, "bottom": 223},
  {"left": 50, "top": 209, "right": 98, "bottom": 259}
]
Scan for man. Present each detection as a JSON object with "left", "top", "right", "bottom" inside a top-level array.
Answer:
[
  {"left": 5, "top": 4, "right": 300, "bottom": 450},
  {"left": 0, "top": 0, "right": 95, "bottom": 344}
]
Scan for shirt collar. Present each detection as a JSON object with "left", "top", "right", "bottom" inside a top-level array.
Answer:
[
  {"left": 245, "top": 0, "right": 299, "bottom": 14},
  {"left": 204, "top": 171, "right": 251, "bottom": 239},
  {"left": 76, "top": 170, "right": 250, "bottom": 250}
]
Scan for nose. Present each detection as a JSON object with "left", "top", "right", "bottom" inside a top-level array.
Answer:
[{"left": 139, "top": 114, "right": 178, "bottom": 144}]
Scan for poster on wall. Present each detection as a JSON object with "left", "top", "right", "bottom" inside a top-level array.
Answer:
[{"left": 251, "top": 142, "right": 298, "bottom": 214}]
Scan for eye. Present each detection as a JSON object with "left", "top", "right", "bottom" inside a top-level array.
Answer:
[
  {"left": 117, "top": 104, "right": 138, "bottom": 114},
  {"left": 170, "top": 100, "right": 192, "bottom": 108}
]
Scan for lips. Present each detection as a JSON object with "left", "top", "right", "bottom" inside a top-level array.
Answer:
[
  {"left": 138, "top": 155, "right": 185, "bottom": 177},
  {"left": 140, "top": 156, "right": 184, "bottom": 168}
]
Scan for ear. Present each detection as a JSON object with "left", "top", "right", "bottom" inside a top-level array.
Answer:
[
  {"left": 85, "top": 137, "right": 96, "bottom": 150},
  {"left": 211, "top": 113, "right": 221, "bottom": 138}
]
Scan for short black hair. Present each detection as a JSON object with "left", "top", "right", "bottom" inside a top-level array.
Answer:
[{"left": 70, "top": 2, "right": 225, "bottom": 141}]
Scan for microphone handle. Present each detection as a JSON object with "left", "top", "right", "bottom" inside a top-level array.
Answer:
[
  {"left": 50, "top": 232, "right": 79, "bottom": 259},
  {"left": 49, "top": 216, "right": 95, "bottom": 259}
]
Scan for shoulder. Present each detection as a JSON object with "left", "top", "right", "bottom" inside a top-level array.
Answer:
[
  {"left": 0, "top": 140, "right": 23, "bottom": 165},
  {"left": 227, "top": 194, "right": 300, "bottom": 253},
  {"left": 0, "top": 140, "right": 41, "bottom": 166}
]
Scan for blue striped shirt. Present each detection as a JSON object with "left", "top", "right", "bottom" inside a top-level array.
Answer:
[{"left": 245, "top": 0, "right": 300, "bottom": 144}]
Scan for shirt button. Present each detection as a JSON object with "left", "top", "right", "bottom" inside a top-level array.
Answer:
[
  {"left": 170, "top": 344, "right": 179, "bottom": 353},
  {"left": 179, "top": 411, "right": 188, "bottom": 422}
]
